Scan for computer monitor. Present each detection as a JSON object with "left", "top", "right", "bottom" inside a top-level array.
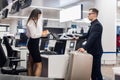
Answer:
[
  {"left": 71, "top": 24, "right": 77, "bottom": 28},
  {"left": 40, "top": 37, "right": 49, "bottom": 50},
  {"left": 0, "top": 0, "right": 8, "bottom": 11},
  {"left": 17, "top": 28, "right": 26, "bottom": 33},
  {"left": 2, "top": 9, "right": 9, "bottom": 19},
  {"left": 9, "top": 1, "right": 20, "bottom": 14},
  {"left": 50, "top": 32, "right": 59, "bottom": 40},
  {"left": 54, "top": 40, "right": 66, "bottom": 54},
  {"left": 15, "top": 33, "right": 28, "bottom": 47},
  {"left": 70, "top": 41, "right": 75, "bottom": 48},
  {"left": 43, "top": 20, "right": 48, "bottom": 27}
]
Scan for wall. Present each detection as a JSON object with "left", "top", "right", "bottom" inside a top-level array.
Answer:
[
  {"left": 0, "top": 18, "right": 18, "bottom": 36},
  {"left": 9, "top": 19, "right": 18, "bottom": 34},
  {"left": 95, "top": 0, "right": 116, "bottom": 52},
  {"left": 95, "top": 0, "right": 117, "bottom": 64}
]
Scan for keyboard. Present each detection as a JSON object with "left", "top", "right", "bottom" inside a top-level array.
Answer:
[{"left": 40, "top": 51, "right": 58, "bottom": 55}]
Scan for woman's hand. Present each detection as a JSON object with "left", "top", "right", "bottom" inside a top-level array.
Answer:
[
  {"left": 42, "top": 30, "right": 49, "bottom": 37},
  {"left": 78, "top": 48, "right": 86, "bottom": 53}
]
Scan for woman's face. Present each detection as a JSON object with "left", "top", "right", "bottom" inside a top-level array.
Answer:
[{"left": 38, "top": 14, "right": 41, "bottom": 19}]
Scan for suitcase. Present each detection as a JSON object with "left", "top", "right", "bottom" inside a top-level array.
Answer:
[{"left": 65, "top": 51, "right": 93, "bottom": 80}]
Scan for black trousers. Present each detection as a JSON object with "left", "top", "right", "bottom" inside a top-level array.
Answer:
[{"left": 91, "top": 54, "right": 103, "bottom": 80}]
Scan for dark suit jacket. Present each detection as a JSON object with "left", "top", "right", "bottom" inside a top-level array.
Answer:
[{"left": 79, "top": 19, "right": 103, "bottom": 55}]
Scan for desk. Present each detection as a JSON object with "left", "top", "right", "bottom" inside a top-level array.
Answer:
[
  {"left": 19, "top": 47, "right": 29, "bottom": 69},
  {"left": 113, "top": 67, "right": 120, "bottom": 80},
  {"left": 49, "top": 39, "right": 77, "bottom": 55},
  {"left": 41, "top": 55, "right": 69, "bottom": 79},
  {"left": 0, "top": 74, "right": 61, "bottom": 80},
  {"left": 12, "top": 47, "right": 69, "bottom": 79},
  {"left": 12, "top": 47, "right": 28, "bottom": 69}
]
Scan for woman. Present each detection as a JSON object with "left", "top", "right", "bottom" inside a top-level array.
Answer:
[{"left": 26, "top": 8, "right": 47, "bottom": 77}]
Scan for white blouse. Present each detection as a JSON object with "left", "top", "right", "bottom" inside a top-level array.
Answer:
[{"left": 26, "top": 17, "right": 43, "bottom": 39}]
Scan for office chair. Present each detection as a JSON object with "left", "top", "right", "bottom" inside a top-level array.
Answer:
[
  {"left": 0, "top": 39, "right": 27, "bottom": 75},
  {"left": 0, "top": 38, "right": 6, "bottom": 67},
  {"left": 3, "top": 36, "right": 19, "bottom": 57}
]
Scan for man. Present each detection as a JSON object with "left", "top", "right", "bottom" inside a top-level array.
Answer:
[{"left": 78, "top": 8, "right": 103, "bottom": 80}]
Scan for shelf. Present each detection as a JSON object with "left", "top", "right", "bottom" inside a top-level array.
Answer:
[
  {"left": 7, "top": 15, "right": 60, "bottom": 21},
  {"left": 0, "top": 23, "right": 10, "bottom": 27}
]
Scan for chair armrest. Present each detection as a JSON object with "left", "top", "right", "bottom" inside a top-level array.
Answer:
[
  {"left": 12, "top": 47, "right": 21, "bottom": 52},
  {"left": 13, "top": 49, "right": 20, "bottom": 53},
  {"left": 11, "top": 59, "right": 25, "bottom": 62},
  {"left": 8, "top": 57, "right": 20, "bottom": 59},
  {"left": 10, "top": 59, "right": 25, "bottom": 70},
  {"left": 12, "top": 49, "right": 21, "bottom": 57},
  {"left": 9, "top": 59, "right": 25, "bottom": 70}
]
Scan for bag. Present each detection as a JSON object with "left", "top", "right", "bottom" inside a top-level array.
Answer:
[
  {"left": 9, "top": 1, "right": 20, "bottom": 14},
  {"left": 19, "top": 0, "right": 32, "bottom": 9},
  {"left": 65, "top": 51, "right": 93, "bottom": 80}
]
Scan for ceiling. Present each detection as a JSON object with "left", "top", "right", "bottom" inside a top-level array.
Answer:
[
  {"left": 0, "top": 0, "right": 95, "bottom": 23},
  {"left": 32, "top": 0, "right": 81, "bottom": 8},
  {"left": 32, "top": 0, "right": 94, "bottom": 9}
]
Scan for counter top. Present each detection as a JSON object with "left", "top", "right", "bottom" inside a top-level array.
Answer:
[{"left": 0, "top": 74, "right": 62, "bottom": 80}]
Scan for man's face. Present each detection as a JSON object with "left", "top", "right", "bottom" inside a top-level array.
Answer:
[{"left": 88, "top": 10, "right": 96, "bottom": 21}]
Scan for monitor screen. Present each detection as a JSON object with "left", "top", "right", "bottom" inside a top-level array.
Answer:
[
  {"left": 0, "top": 0, "right": 8, "bottom": 11},
  {"left": 71, "top": 24, "right": 77, "bottom": 28},
  {"left": 9, "top": 1, "right": 20, "bottom": 14},
  {"left": 70, "top": 41, "right": 75, "bottom": 48},
  {"left": 17, "top": 19, "right": 23, "bottom": 28},
  {"left": 54, "top": 40, "right": 66, "bottom": 54},
  {"left": 17, "top": 28, "right": 26, "bottom": 33},
  {"left": 15, "top": 33, "right": 28, "bottom": 47},
  {"left": 2, "top": 9, "right": 9, "bottom": 19},
  {"left": 50, "top": 32, "right": 59, "bottom": 40},
  {"left": 43, "top": 20, "right": 48, "bottom": 27}
]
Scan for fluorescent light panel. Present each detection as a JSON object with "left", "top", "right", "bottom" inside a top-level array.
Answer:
[
  {"left": 60, "top": 5, "right": 82, "bottom": 22},
  {"left": 30, "top": 6, "right": 61, "bottom": 10}
]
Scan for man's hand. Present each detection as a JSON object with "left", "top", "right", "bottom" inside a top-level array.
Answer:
[{"left": 78, "top": 48, "right": 85, "bottom": 53}]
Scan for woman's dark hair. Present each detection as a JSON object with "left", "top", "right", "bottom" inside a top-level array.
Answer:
[{"left": 27, "top": 8, "right": 42, "bottom": 26}]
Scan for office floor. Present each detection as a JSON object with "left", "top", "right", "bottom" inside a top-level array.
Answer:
[
  {"left": 102, "top": 65, "right": 114, "bottom": 80},
  {"left": 102, "top": 57, "right": 120, "bottom": 80},
  {"left": 0, "top": 65, "right": 118, "bottom": 80}
]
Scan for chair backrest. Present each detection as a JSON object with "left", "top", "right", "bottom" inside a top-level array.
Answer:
[
  {"left": 3, "top": 36, "right": 13, "bottom": 57},
  {"left": 0, "top": 39, "right": 7, "bottom": 67}
]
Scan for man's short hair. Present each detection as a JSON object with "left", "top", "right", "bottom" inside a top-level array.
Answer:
[{"left": 89, "top": 8, "right": 99, "bottom": 16}]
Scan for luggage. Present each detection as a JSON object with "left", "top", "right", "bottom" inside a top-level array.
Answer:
[{"left": 65, "top": 51, "right": 93, "bottom": 80}]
